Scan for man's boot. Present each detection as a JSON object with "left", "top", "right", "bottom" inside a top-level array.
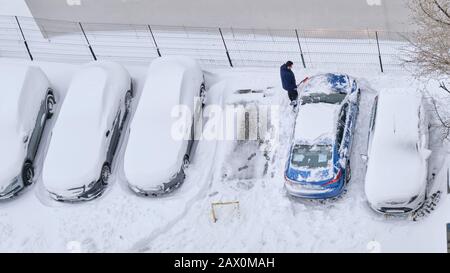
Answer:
[{"left": 290, "top": 100, "right": 298, "bottom": 112}]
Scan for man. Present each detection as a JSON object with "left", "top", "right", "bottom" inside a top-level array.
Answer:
[{"left": 280, "top": 61, "right": 298, "bottom": 108}]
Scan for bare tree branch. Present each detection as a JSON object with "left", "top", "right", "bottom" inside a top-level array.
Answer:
[
  {"left": 434, "top": 0, "right": 450, "bottom": 19},
  {"left": 406, "top": 0, "right": 450, "bottom": 78},
  {"left": 440, "top": 81, "right": 450, "bottom": 93},
  {"left": 406, "top": 1, "right": 450, "bottom": 138},
  {"left": 419, "top": 1, "right": 450, "bottom": 26}
]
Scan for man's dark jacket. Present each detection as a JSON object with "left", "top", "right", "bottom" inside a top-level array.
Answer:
[{"left": 280, "top": 64, "right": 297, "bottom": 91}]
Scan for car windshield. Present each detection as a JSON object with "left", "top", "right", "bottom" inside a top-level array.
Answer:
[
  {"left": 301, "top": 93, "right": 346, "bottom": 105},
  {"left": 291, "top": 144, "right": 332, "bottom": 169}
]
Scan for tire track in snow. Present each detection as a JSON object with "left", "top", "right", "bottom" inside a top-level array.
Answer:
[{"left": 130, "top": 138, "right": 219, "bottom": 252}]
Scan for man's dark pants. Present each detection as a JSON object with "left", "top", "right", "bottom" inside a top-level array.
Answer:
[{"left": 287, "top": 89, "right": 298, "bottom": 102}]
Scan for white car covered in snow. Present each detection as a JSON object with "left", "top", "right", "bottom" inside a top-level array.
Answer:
[
  {"left": 365, "top": 89, "right": 430, "bottom": 215},
  {"left": 124, "top": 56, "right": 205, "bottom": 196},
  {"left": 0, "top": 64, "right": 56, "bottom": 199},
  {"left": 43, "top": 61, "right": 133, "bottom": 202}
]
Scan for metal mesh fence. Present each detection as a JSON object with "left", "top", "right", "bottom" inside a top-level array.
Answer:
[
  {"left": 0, "top": 15, "right": 412, "bottom": 72},
  {"left": 82, "top": 22, "right": 158, "bottom": 64},
  {"left": 0, "top": 16, "right": 29, "bottom": 59},
  {"left": 150, "top": 25, "right": 229, "bottom": 67},
  {"left": 23, "top": 17, "right": 92, "bottom": 63}
]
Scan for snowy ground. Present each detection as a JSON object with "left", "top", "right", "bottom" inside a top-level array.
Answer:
[{"left": 0, "top": 58, "right": 449, "bottom": 253}]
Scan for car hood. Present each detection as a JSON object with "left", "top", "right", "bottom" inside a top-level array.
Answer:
[
  {"left": 43, "top": 130, "right": 105, "bottom": 193},
  {"left": 124, "top": 114, "right": 187, "bottom": 190},
  {"left": 0, "top": 132, "right": 25, "bottom": 191},
  {"left": 365, "top": 146, "right": 427, "bottom": 206}
]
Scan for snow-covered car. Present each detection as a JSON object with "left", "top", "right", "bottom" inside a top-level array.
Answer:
[
  {"left": 124, "top": 56, "right": 205, "bottom": 196},
  {"left": 284, "top": 73, "right": 360, "bottom": 199},
  {"left": 0, "top": 64, "right": 56, "bottom": 200},
  {"left": 43, "top": 61, "right": 133, "bottom": 202},
  {"left": 365, "top": 89, "right": 430, "bottom": 215}
]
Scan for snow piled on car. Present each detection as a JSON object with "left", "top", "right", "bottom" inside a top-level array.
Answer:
[
  {"left": 364, "top": 89, "right": 428, "bottom": 208},
  {"left": 124, "top": 56, "right": 204, "bottom": 190},
  {"left": 0, "top": 63, "right": 50, "bottom": 191},
  {"left": 43, "top": 61, "right": 131, "bottom": 193},
  {"left": 294, "top": 103, "right": 338, "bottom": 144},
  {"left": 301, "top": 73, "right": 355, "bottom": 95}
]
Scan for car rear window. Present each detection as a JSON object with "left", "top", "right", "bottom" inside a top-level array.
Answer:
[
  {"left": 300, "top": 93, "right": 346, "bottom": 105},
  {"left": 291, "top": 144, "right": 332, "bottom": 169}
]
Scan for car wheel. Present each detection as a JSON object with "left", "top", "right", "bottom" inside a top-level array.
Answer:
[
  {"left": 100, "top": 164, "right": 111, "bottom": 185},
  {"left": 125, "top": 91, "right": 132, "bottom": 111},
  {"left": 345, "top": 161, "right": 351, "bottom": 184},
  {"left": 182, "top": 155, "right": 190, "bottom": 170},
  {"left": 46, "top": 93, "right": 56, "bottom": 119},
  {"left": 22, "top": 161, "right": 34, "bottom": 186},
  {"left": 199, "top": 83, "right": 206, "bottom": 107}
]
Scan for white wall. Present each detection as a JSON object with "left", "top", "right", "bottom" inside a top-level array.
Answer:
[
  {"left": 23, "top": 0, "right": 414, "bottom": 31},
  {"left": 0, "top": 0, "right": 32, "bottom": 16}
]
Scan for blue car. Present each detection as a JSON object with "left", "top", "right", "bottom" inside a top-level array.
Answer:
[{"left": 284, "top": 73, "right": 360, "bottom": 199}]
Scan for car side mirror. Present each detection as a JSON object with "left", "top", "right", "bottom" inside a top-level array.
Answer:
[
  {"left": 420, "top": 148, "right": 432, "bottom": 160},
  {"left": 360, "top": 154, "right": 368, "bottom": 162},
  {"left": 106, "top": 130, "right": 110, "bottom": 137},
  {"left": 23, "top": 135, "right": 29, "bottom": 143}
]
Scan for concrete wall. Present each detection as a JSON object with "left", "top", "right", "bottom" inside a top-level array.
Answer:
[{"left": 24, "top": 0, "right": 413, "bottom": 31}]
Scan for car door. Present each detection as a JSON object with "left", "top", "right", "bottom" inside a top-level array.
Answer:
[
  {"left": 367, "top": 96, "right": 378, "bottom": 155},
  {"left": 26, "top": 93, "right": 48, "bottom": 161},
  {"left": 186, "top": 83, "right": 205, "bottom": 158},
  {"left": 106, "top": 108, "right": 122, "bottom": 164},
  {"left": 336, "top": 102, "right": 349, "bottom": 158},
  {"left": 418, "top": 103, "right": 429, "bottom": 151},
  {"left": 343, "top": 103, "right": 352, "bottom": 153}
]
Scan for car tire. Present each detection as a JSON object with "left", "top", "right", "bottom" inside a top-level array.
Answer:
[
  {"left": 125, "top": 91, "right": 132, "bottom": 111},
  {"left": 182, "top": 155, "right": 190, "bottom": 170},
  {"left": 46, "top": 93, "right": 56, "bottom": 119},
  {"left": 345, "top": 161, "right": 351, "bottom": 184},
  {"left": 199, "top": 83, "right": 206, "bottom": 107},
  {"left": 100, "top": 163, "right": 111, "bottom": 185},
  {"left": 22, "top": 161, "right": 34, "bottom": 186}
]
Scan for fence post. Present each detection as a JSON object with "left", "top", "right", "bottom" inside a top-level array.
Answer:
[
  {"left": 147, "top": 25, "right": 162, "bottom": 57},
  {"left": 79, "top": 22, "right": 97, "bottom": 61},
  {"left": 375, "top": 31, "right": 384, "bottom": 73},
  {"left": 295, "top": 29, "right": 306, "bottom": 69},
  {"left": 219, "top": 28, "right": 233, "bottom": 67},
  {"left": 15, "top": 16, "right": 33, "bottom": 61}
]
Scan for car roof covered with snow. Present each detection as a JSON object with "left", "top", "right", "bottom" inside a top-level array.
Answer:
[
  {"left": 43, "top": 61, "right": 130, "bottom": 192},
  {"left": 294, "top": 103, "right": 339, "bottom": 144},
  {"left": 124, "top": 56, "right": 203, "bottom": 190},
  {"left": 365, "top": 89, "right": 427, "bottom": 206},
  {"left": 300, "top": 73, "right": 357, "bottom": 96},
  {"left": 0, "top": 63, "right": 50, "bottom": 190}
]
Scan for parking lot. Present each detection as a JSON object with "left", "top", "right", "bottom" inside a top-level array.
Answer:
[{"left": 0, "top": 58, "right": 449, "bottom": 252}]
